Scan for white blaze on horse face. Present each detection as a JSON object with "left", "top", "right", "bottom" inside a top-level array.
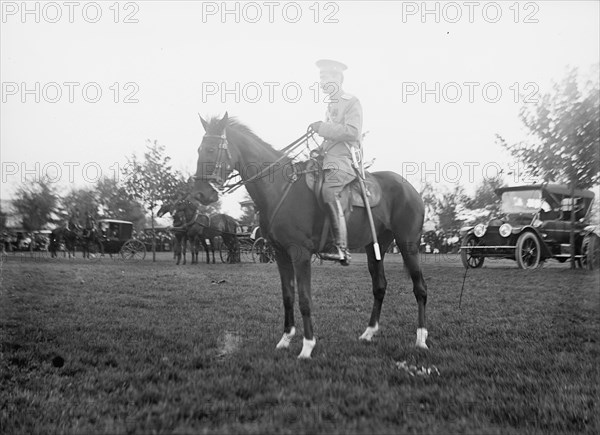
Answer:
[
  {"left": 276, "top": 326, "right": 296, "bottom": 349},
  {"left": 415, "top": 328, "right": 428, "bottom": 350},
  {"left": 298, "top": 338, "right": 316, "bottom": 359},
  {"left": 359, "top": 323, "right": 379, "bottom": 341}
]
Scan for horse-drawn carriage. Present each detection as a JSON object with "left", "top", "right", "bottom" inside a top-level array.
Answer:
[
  {"left": 216, "top": 225, "right": 276, "bottom": 264},
  {"left": 96, "top": 219, "right": 146, "bottom": 260}
]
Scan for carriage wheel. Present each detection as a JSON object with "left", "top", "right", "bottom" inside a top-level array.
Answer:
[
  {"left": 581, "top": 233, "right": 600, "bottom": 270},
  {"left": 219, "top": 242, "right": 238, "bottom": 263},
  {"left": 120, "top": 240, "right": 146, "bottom": 261},
  {"left": 239, "top": 239, "right": 254, "bottom": 262},
  {"left": 515, "top": 232, "right": 541, "bottom": 269},
  {"left": 460, "top": 235, "right": 485, "bottom": 269},
  {"left": 252, "top": 237, "right": 275, "bottom": 263}
]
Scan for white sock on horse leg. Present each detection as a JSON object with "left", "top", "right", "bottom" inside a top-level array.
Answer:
[
  {"left": 297, "top": 337, "right": 316, "bottom": 359},
  {"left": 276, "top": 327, "right": 296, "bottom": 349},
  {"left": 359, "top": 323, "right": 379, "bottom": 341},
  {"left": 415, "top": 327, "right": 428, "bottom": 349}
]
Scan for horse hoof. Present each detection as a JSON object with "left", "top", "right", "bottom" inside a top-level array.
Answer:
[
  {"left": 297, "top": 338, "right": 316, "bottom": 359},
  {"left": 276, "top": 327, "right": 296, "bottom": 349},
  {"left": 415, "top": 328, "right": 428, "bottom": 350},
  {"left": 359, "top": 323, "right": 379, "bottom": 341}
]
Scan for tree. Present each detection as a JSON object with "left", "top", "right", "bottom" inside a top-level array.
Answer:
[
  {"left": 468, "top": 175, "right": 506, "bottom": 211},
  {"left": 419, "top": 182, "right": 440, "bottom": 226},
  {"left": 59, "top": 187, "right": 100, "bottom": 225},
  {"left": 171, "top": 174, "right": 222, "bottom": 216},
  {"left": 436, "top": 185, "right": 469, "bottom": 232},
  {"left": 95, "top": 177, "right": 146, "bottom": 229},
  {"left": 497, "top": 66, "right": 600, "bottom": 267},
  {"left": 0, "top": 208, "right": 7, "bottom": 232},
  {"left": 122, "top": 140, "right": 181, "bottom": 261},
  {"left": 12, "top": 178, "right": 59, "bottom": 234},
  {"left": 418, "top": 182, "right": 470, "bottom": 232}
]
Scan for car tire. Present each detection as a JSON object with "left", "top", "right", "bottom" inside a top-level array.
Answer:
[
  {"left": 582, "top": 233, "right": 600, "bottom": 270},
  {"left": 515, "top": 232, "right": 541, "bottom": 269},
  {"left": 460, "top": 234, "right": 485, "bottom": 269}
]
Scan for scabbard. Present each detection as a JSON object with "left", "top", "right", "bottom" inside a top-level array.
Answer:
[{"left": 349, "top": 146, "right": 381, "bottom": 261}]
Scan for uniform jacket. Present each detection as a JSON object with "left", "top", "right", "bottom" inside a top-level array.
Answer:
[{"left": 317, "top": 92, "right": 363, "bottom": 176}]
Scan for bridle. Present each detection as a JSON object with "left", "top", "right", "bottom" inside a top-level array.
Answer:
[
  {"left": 194, "top": 127, "right": 319, "bottom": 236},
  {"left": 195, "top": 128, "right": 317, "bottom": 194},
  {"left": 197, "top": 133, "right": 233, "bottom": 187}
]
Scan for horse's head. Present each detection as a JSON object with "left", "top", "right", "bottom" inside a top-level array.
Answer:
[
  {"left": 172, "top": 199, "right": 197, "bottom": 226},
  {"left": 157, "top": 202, "right": 172, "bottom": 218},
  {"left": 172, "top": 204, "right": 187, "bottom": 227},
  {"left": 193, "top": 112, "right": 230, "bottom": 205}
]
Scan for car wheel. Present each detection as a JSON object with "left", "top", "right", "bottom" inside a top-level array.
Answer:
[
  {"left": 581, "top": 233, "right": 600, "bottom": 270},
  {"left": 515, "top": 232, "right": 541, "bottom": 269},
  {"left": 460, "top": 235, "right": 485, "bottom": 269}
]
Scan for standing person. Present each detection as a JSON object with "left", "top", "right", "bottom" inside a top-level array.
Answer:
[{"left": 308, "top": 59, "right": 363, "bottom": 266}]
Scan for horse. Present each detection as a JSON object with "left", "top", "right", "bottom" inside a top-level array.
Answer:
[
  {"left": 192, "top": 113, "right": 428, "bottom": 359},
  {"left": 50, "top": 226, "right": 79, "bottom": 258},
  {"left": 158, "top": 199, "right": 208, "bottom": 265},
  {"left": 81, "top": 217, "right": 103, "bottom": 259},
  {"left": 206, "top": 214, "right": 240, "bottom": 263},
  {"left": 158, "top": 202, "right": 189, "bottom": 265}
]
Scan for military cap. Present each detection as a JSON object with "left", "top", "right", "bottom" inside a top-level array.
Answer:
[{"left": 316, "top": 59, "right": 348, "bottom": 73}]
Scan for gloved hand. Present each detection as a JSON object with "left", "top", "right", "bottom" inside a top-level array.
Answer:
[
  {"left": 309, "top": 121, "right": 322, "bottom": 133},
  {"left": 310, "top": 148, "right": 323, "bottom": 159}
]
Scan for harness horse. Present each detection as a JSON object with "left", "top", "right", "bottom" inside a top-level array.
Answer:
[
  {"left": 81, "top": 216, "right": 103, "bottom": 258},
  {"left": 193, "top": 113, "right": 429, "bottom": 358},
  {"left": 158, "top": 200, "right": 198, "bottom": 265},
  {"left": 49, "top": 226, "right": 79, "bottom": 258}
]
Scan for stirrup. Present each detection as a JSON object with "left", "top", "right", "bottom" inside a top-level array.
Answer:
[{"left": 319, "top": 246, "right": 351, "bottom": 265}]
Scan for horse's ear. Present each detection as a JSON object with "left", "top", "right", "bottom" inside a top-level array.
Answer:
[
  {"left": 199, "top": 114, "right": 209, "bottom": 132},
  {"left": 217, "top": 112, "right": 229, "bottom": 132}
]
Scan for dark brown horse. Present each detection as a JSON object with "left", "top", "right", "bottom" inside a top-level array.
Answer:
[
  {"left": 159, "top": 199, "right": 212, "bottom": 265},
  {"left": 49, "top": 226, "right": 79, "bottom": 258},
  {"left": 206, "top": 214, "right": 240, "bottom": 263},
  {"left": 81, "top": 216, "right": 103, "bottom": 259},
  {"left": 192, "top": 113, "right": 429, "bottom": 359},
  {"left": 158, "top": 201, "right": 191, "bottom": 265}
]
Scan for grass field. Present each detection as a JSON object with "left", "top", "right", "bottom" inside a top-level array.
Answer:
[{"left": 1, "top": 251, "right": 599, "bottom": 434}]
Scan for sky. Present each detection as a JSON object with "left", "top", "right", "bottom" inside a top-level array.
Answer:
[{"left": 1, "top": 0, "right": 599, "bottom": 219}]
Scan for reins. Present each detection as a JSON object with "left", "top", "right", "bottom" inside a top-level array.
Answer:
[
  {"left": 197, "top": 127, "right": 320, "bottom": 238},
  {"left": 220, "top": 129, "right": 316, "bottom": 195}
]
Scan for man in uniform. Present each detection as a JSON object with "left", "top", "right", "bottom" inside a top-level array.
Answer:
[
  {"left": 67, "top": 208, "right": 82, "bottom": 234},
  {"left": 309, "top": 59, "right": 363, "bottom": 266},
  {"left": 84, "top": 212, "right": 97, "bottom": 238}
]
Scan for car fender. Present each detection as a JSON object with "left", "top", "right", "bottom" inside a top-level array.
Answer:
[
  {"left": 517, "top": 226, "right": 552, "bottom": 258},
  {"left": 462, "top": 228, "right": 475, "bottom": 237}
]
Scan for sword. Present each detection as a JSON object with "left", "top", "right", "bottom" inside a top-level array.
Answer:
[{"left": 349, "top": 146, "right": 381, "bottom": 261}]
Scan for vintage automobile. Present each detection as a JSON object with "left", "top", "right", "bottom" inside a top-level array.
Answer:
[{"left": 460, "top": 184, "right": 598, "bottom": 269}]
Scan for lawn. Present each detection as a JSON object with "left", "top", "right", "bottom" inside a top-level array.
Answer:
[{"left": 1, "top": 252, "right": 598, "bottom": 434}]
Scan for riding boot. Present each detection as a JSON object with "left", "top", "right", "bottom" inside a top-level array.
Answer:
[{"left": 320, "top": 199, "right": 351, "bottom": 266}]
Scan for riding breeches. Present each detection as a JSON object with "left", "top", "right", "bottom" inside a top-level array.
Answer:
[{"left": 321, "top": 168, "right": 355, "bottom": 203}]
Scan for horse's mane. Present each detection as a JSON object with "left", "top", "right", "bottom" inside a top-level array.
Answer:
[{"left": 205, "top": 116, "right": 282, "bottom": 156}]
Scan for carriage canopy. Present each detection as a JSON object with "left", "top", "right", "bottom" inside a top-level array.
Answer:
[{"left": 98, "top": 219, "right": 133, "bottom": 241}]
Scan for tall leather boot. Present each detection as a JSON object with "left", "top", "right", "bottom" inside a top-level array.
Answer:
[{"left": 321, "top": 199, "right": 351, "bottom": 266}]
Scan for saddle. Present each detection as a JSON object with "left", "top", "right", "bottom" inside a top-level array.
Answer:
[{"left": 303, "top": 159, "right": 382, "bottom": 210}]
